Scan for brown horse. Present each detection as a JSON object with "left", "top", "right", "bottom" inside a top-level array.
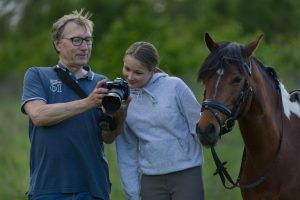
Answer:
[{"left": 196, "top": 33, "right": 300, "bottom": 199}]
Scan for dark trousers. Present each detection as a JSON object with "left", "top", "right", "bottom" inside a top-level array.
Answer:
[
  {"left": 141, "top": 166, "right": 204, "bottom": 200},
  {"left": 28, "top": 192, "right": 104, "bottom": 200}
]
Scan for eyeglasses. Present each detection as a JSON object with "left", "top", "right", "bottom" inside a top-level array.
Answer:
[{"left": 63, "top": 37, "right": 93, "bottom": 46}]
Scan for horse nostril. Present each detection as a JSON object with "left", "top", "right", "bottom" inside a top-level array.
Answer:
[
  {"left": 196, "top": 122, "right": 219, "bottom": 147},
  {"left": 196, "top": 123, "right": 216, "bottom": 135},
  {"left": 206, "top": 123, "right": 215, "bottom": 134}
]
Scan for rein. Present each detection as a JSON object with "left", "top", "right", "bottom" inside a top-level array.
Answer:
[{"left": 202, "top": 58, "right": 284, "bottom": 190}]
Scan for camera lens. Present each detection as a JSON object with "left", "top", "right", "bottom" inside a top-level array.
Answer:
[
  {"left": 102, "top": 77, "right": 129, "bottom": 113},
  {"left": 102, "top": 92, "right": 122, "bottom": 113}
]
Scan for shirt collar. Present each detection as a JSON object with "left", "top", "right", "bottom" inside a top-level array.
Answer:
[{"left": 57, "top": 63, "right": 94, "bottom": 80}]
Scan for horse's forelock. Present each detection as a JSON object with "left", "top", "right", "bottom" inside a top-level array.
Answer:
[
  {"left": 198, "top": 42, "right": 244, "bottom": 82},
  {"left": 197, "top": 51, "right": 221, "bottom": 82}
]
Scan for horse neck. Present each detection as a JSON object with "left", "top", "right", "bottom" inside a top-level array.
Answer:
[{"left": 238, "top": 62, "right": 282, "bottom": 165}]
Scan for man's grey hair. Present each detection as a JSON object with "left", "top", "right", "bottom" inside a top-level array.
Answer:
[{"left": 51, "top": 9, "right": 94, "bottom": 42}]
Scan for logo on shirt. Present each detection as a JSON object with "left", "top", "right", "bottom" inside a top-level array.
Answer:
[{"left": 50, "top": 79, "right": 62, "bottom": 93}]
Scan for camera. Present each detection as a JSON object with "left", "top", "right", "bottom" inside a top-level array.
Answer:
[{"left": 102, "top": 78, "right": 130, "bottom": 113}]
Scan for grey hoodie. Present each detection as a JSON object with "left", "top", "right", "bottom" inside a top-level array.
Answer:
[{"left": 116, "top": 73, "right": 203, "bottom": 200}]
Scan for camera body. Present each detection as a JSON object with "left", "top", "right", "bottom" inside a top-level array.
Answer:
[{"left": 102, "top": 78, "right": 130, "bottom": 113}]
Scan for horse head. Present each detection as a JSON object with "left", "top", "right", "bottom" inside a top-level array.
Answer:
[{"left": 196, "top": 33, "right": 263, "bottom": 147}]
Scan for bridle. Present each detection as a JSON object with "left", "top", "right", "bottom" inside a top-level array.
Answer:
[
  {"left": 200, "top": 56, "right": 283, "bottom": 189},
  {"left": 201, "top": 80, "right": 252, "bottom": 137},
  {"left": 201, "top": 56, "right": 253, "bottom": 137}
]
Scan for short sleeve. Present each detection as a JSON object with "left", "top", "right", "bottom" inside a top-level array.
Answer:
[{"left": 21, "top": 67, "right": 47, "bottom": 114}]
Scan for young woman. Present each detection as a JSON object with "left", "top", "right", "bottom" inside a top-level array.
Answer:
[{"left": 116, "top": 41, "right": 204, "bottom": 200}]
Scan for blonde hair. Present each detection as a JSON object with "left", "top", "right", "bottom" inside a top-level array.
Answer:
[
  {"left": 51, "top": 9, "right": 94, "bottom": 42},
  {"left": 125, "top": 41, "right": 163, "bottom": 73}
]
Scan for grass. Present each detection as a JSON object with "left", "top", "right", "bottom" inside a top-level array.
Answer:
[
  {"left": 202, "top": 126, "right": 243, "bottom": 200},
  {"left": 0, "top": 98, "right": 244, "bottom": 200},
  {"left": 0, "top": 99, "right": 30, "bottom": 200}
]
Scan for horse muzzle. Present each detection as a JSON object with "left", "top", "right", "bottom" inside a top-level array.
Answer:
[{"left": 196, "top": 119, "right": 220, "bottom": 147}]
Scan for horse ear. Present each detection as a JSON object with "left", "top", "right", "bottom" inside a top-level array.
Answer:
[
  {"left": 205, "top": 33, "right": 219, "bottom": 52},
  {"left": 244, "top": 34, "right": 263, "bottom": 56}
]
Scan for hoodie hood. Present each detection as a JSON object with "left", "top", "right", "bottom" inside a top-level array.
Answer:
[{"left": 130, "top": 73, "right": 168, "bottom": 104}]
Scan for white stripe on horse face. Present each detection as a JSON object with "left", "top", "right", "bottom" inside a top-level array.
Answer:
[{"left": 213, "top": 68, "right": 224, "bottom": 98}]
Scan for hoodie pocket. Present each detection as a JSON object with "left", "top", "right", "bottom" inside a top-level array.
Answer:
[
  {"left": 139, "top": 138, "right": 192, "bottom": 173},
  {"left": 177, "top": 133, "right": 199, "bottom": 156}
]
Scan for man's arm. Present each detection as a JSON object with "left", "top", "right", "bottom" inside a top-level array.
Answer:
[{"left": 24, "top": 80, "right": 108, "bottom": 127}]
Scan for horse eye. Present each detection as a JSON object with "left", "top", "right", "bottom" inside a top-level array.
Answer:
[{"left": 231, "top": 77, "right": 242, "bottom": 84}]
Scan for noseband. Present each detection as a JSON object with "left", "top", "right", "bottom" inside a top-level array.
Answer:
[{"left": 201, "top": 57, "right": 252, "bottom": 137}]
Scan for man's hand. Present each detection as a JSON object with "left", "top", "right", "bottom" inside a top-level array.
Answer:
[{"left": 86, "top": 80, "right": 108, "bottom": 109}]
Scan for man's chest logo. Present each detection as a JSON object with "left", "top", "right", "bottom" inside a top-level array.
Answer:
[{"left": 50, "top": 79, "right": 62, "bottom": 93}]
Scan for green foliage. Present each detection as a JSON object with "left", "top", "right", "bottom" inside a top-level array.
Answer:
[
  {"left": 234, "top": 0, "right": 300, "bottom": 41},
  {"left": 0, "top": 30, "right": 57, "bottom": 76},
  {"left": 1, "top": 0, "right": 300, "bottom": 81}
]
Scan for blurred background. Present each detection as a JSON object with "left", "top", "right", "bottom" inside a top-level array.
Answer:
[{"left": 0, "top": 0, "right": 299, "bottom": 199}]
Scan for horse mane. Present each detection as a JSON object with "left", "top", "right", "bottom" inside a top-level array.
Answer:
[{"left": 252, "top": 57, "right": 281, "bottom": 90}]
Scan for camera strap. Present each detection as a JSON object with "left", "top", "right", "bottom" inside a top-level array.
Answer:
[
  {"left": 53, "top": 66, "right": 117, "bottom": 131},
  {"left": 54, "top": 66, "right": 87, "bottom": 98}
]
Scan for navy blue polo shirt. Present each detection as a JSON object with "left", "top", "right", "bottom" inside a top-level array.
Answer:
[{"left": 21, "top": 64, "right": 111, "bottom": 199}]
